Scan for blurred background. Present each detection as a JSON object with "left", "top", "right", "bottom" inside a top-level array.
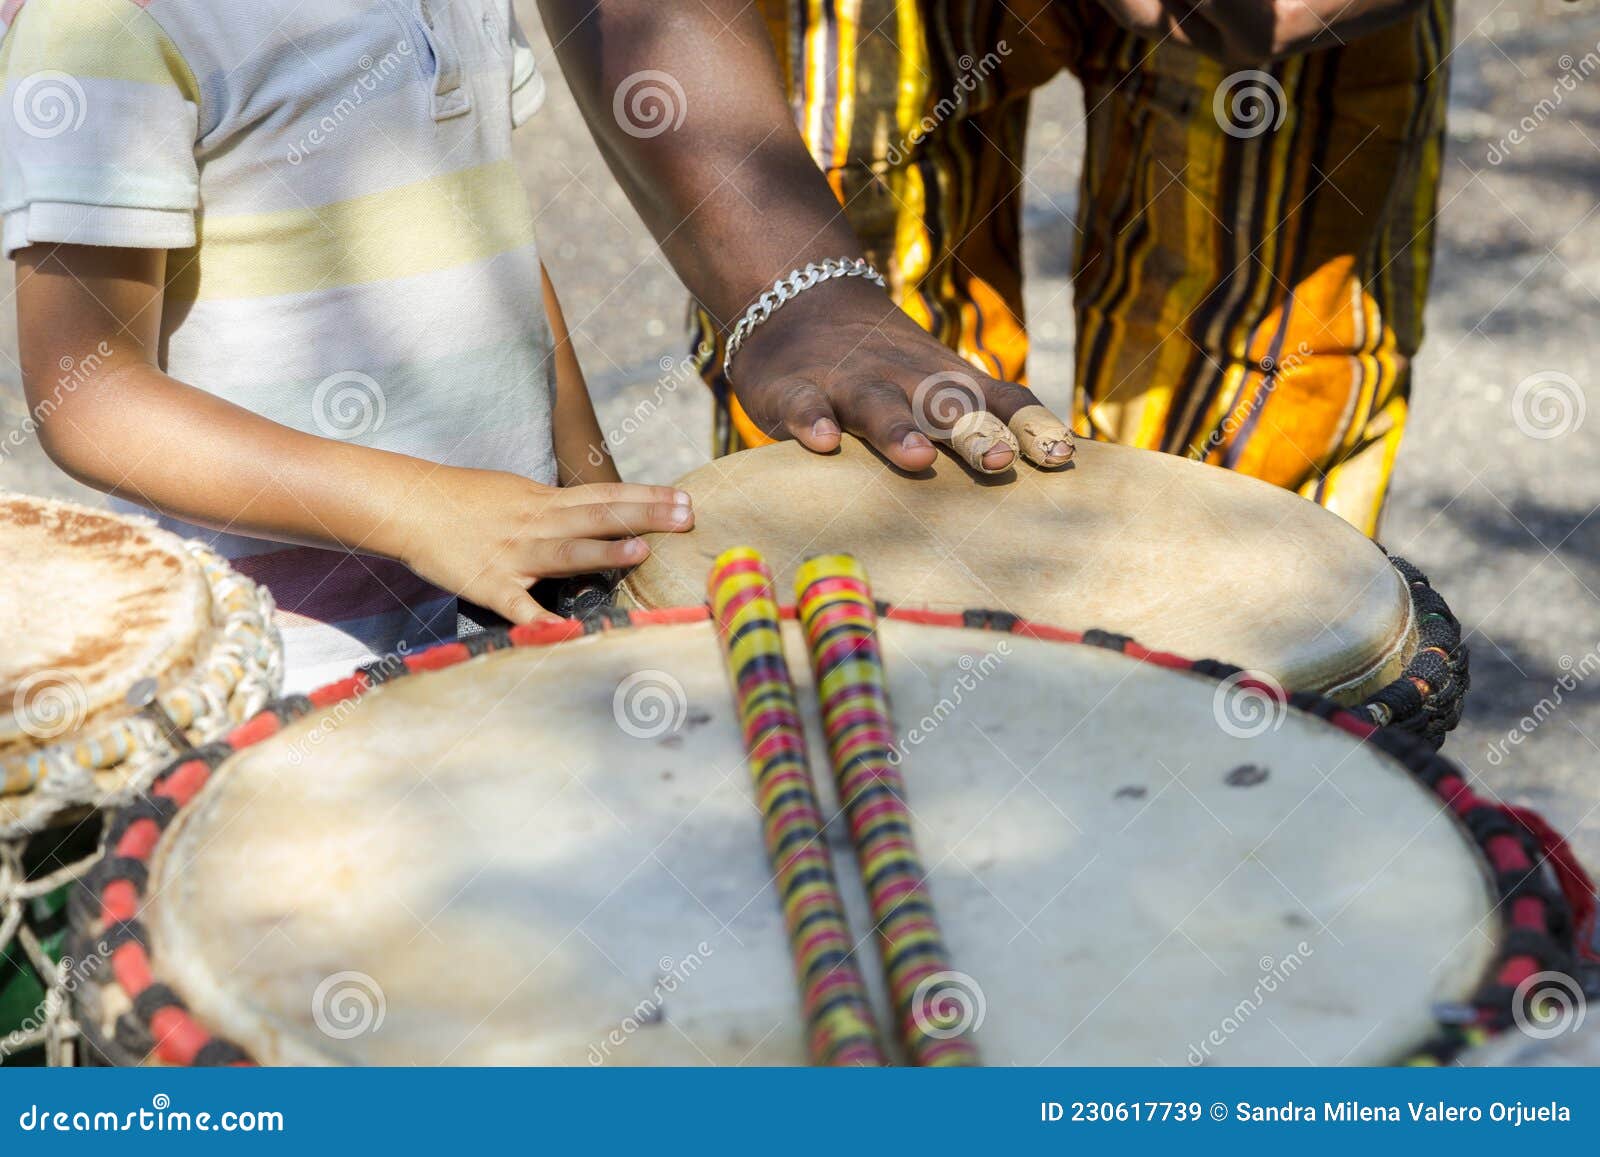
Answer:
[{"left": 2, "top": 0, "right": 1597, "bottom": 860}]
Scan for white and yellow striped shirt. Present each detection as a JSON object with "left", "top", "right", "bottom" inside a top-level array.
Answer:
[{"left": 2, "top": 0, "right": 554, "bottom": 691}]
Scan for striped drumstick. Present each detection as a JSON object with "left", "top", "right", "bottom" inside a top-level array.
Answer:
[
  {"left": 707, "top": 548, "right": 887, "bottom": 1067},
  {"left": 793, "top": 554, "right": 980, "bottom": 1067}
]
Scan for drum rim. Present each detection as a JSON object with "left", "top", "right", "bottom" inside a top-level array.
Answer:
[
  {"left": 74, "top": 604, "right": 1578, "bottom": 1068},
  {"left": 626, "top": 535, "right": 1468, "bottom": 746}
]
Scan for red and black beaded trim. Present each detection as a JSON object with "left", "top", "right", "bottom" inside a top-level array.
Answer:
[
  {"left": 1359, "top": 552, "right": 1471, "bottom": 748},
  {"left": 74, "top": 605, "right": 1581, "bottom": 1067}
]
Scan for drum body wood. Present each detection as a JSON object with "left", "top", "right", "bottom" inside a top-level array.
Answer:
[
  {"left": 622, "top": 439, "right": 1414, "bottom": 703},
  {"left": 74, "top": 613, "right": 1562, "bottom": 1068}
]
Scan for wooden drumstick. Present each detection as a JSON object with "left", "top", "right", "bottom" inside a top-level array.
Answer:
[
  {"left": 793, "top": 554, "right": 980, "bottom": 1066},
  {"left": 707, "top": 548, "right": 887, "bottom": 1067}
]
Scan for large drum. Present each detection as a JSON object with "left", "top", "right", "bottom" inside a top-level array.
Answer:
[
  {"left": 622, "top": 438, "right": 1467, "bottom": 740},
  {"left": 73, "top": 609, "right": 1579, "bottom": 1066},
  {"left": 0, "top": 493, "right": 281, "bottom": 1064}
]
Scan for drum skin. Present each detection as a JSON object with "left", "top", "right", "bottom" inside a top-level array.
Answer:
[
  {"left": 0, "top": 494, "right": 210, "bottom": 754},
  {"left": 620, "top": 439, "right": 1415, "bottom": 702},
  {"left": 142, "top": 621, "right": 1494, "bottom": 1066}
]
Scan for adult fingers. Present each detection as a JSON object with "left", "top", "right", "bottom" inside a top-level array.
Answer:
[
  {"left": 905, "top": 370, "right": 1016, "bottom": 473},
  {"left": 830, "top": 379, "right": 937, "bottom": 472},
  {"left": 771, "top": 378, "right": 843, "bottom": 452},
  {"left": 964, "top": 376, "right": 1074, "bottom": 468}
]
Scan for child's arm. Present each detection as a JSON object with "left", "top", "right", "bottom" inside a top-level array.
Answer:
[
  {"left": 15, "top": 243, "right": 693, "bottom": 625},
  {"left": 542, "top": 263, "right": 618, "bottom": 488}
]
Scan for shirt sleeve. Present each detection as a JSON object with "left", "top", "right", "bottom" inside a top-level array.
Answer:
[
  {"left": 507, "top": 8, "right": 545, "bottom": 129},
  {"left": 0, "top": 0, "right": 201, "bottom": 258}
]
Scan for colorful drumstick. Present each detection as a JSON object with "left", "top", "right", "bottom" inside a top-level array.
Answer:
[
  {"left": 793, "top": 554, "right": 980, "bottom": 1067},
  {"left": 708, "top": 548, "right": 886, "bottom": 1067}
]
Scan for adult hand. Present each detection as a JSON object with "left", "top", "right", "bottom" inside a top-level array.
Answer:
[{"left": 729, "top": 277, "right": 1075, "bottom": 475}]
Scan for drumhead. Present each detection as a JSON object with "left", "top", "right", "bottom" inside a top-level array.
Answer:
[
  {"left": 621, "top": 439, "right": 1414, "bottom": 699},
  {"left": 0, "top": 494, "right": 210, "bottom": 754},
  {"left": 140, "top": 618, "right": 1494, "bottom": 1066}
]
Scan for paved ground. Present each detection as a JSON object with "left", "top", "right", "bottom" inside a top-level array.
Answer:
[{"left": 1, "top": 0, "right": 1596, "bottom": 866}]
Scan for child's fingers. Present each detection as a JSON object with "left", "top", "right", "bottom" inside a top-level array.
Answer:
[
  {"left": 555, "top": 482, "right": 690, "bottom": 509},
  {"left": 546, "top": 501, "right": 693, "bottom": 540},
  {"left": 486, "top": 584, "right": 551, "bottom": 626},
  {"left": 530, "top": 536, "right": 649, "bottom": 577}
]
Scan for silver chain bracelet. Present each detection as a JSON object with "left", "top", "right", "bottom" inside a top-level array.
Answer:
[{"left": 722, "top": 256, "right": 887, "bottom": 383}]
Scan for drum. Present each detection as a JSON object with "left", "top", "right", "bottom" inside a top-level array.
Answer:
[
  {"left": 0, "top": 493, "right": 282, "bottom": 1064},
  {"left": 621, "top": 438, "right": 1468, "bottom": 741},
  {"left": 72, "top": 608, "right": 1580, "bottom": 1066}
]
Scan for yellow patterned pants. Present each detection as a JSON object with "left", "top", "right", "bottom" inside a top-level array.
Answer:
[{"left": 694, "top": 0, "right": 1453, "bottom": 535}]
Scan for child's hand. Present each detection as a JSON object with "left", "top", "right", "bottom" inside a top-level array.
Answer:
[{"left": 398, "top": 468, "right": 693, "bottom": 624}]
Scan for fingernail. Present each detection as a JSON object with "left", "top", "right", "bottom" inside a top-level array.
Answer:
[
  {"left": 671, "top": 505, "right": 691, "bottom": 525},
  {"left": 627, "top": 538, "right": 648, "bottom": 558},
  {"left": 812, "top": 418, "right": 840, "bottom": 440},
  {"left": 673, "top": 490, "right": 691, "bottom": 506},
  {"left": 902, "top": 432, "right": 933, "bottom": 452}
]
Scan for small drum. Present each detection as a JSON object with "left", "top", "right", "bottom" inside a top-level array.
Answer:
[
  {"left": 622, "top": 438, "right": 1468, "bottom": 740},
  {"left": 73, "top": 609, "right": 1579, "bottom": 1066},
  {"left": 0, "top": 493, "right": 281, "bottom": 1064}
]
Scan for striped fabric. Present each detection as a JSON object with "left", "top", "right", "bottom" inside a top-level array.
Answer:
[
  {"left": 1, "top": 0, "right": 554, "bottom": 691},
  {"left": 694, "top": 0, "right": 1453, "bottom": 535}
]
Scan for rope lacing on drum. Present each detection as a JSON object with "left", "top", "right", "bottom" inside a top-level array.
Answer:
[
  {"left": 0, "top": 839, "right": 100, "bottom": 1066},
  {"left": 1, "top": 539, "right": 281, "bottom": 836},
  {"left": 1357, "top": 552, "right": 1470, "bottom": 748}
]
